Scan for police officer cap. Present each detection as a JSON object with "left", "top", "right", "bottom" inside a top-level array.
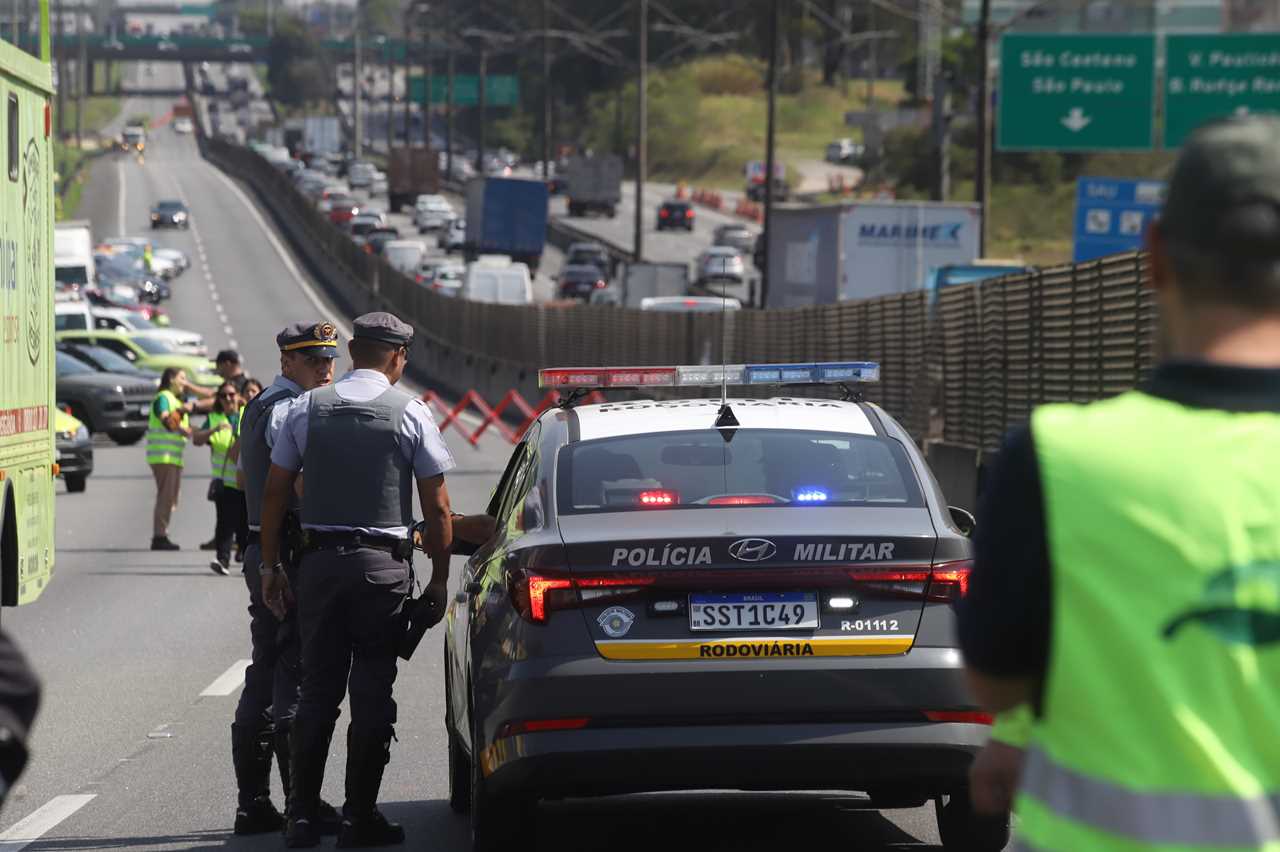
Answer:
[
  {"left": 352, "top": 312, "right": 414, "bottom": 348},
  {"left": 1161, "top": 115, "right": 1280, "bottom": 256},
  {"left": 276, "top": 321, "right": 340, "bottom": 358}
]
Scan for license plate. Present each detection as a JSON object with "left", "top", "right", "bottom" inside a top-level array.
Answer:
[{"left": 689, "top": 592, "right": 818, "bottom": 631}]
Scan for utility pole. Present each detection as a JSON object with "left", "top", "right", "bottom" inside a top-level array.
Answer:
[
  {"left": 540, "top": 0, "right": 550, "bottom": 178},
  {"left": 445, "top": 0, "right": 454, "bottom": 179},
  {"left": 385, "top": 37, "right": 394, "bottom": 150},
  {"left": 74, "top": 0, "right": 84, "bottom": 147},
  {"left": 475, "top": 42, "right": 486, "bottom": 172},
  {"left": 867, "top": 0, "right": 876, "bottom": 108},
  {"left": 403, "top": 6, "right": 412, "bottom": 143},
  {"left": 354, "top": 29, "right": 363, "bottom": 159},
  {"left": 423, "top": 23, "right": 432, "bottom": 147},
  {"left": 267, "top": 0, "right": 274, "bottom": 38},
  {"left": 933, "top": 70, "right": 950, "bottom": 201},
  {"left": 975, "top": 0, "right": 992, "bottom": 256},
  {"left": 634, "top": 0, "right": 647, "bottom": 262},
  {"left": 760, "top": 0, "right": 779, "bottom": 307}
]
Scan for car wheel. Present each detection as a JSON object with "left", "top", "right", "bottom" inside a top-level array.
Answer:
[
  {"left": 469, "top": 707, "right": 534, "bottom": 852},
  {"left": 935, "top": 789, "right": 1010, "bottom": 852},
  {"left": 109, "top": 429, "right": 145, "bottom": 446},
  {"left": 444, "top": 652, "right": 471, "bottom": 814},
  {"left": 64, "top": 474, "right": 87, "bottom": 493}
]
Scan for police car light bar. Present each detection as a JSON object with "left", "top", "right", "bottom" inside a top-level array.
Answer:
[{"left": 538, "top": 362, "right": 880, "bottom": 390}]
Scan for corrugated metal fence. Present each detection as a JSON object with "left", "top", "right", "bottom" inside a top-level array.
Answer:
[{"left": 206, "top": 139, "right": 1157, "bottom": 453}]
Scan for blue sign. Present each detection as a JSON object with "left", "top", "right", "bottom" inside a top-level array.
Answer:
[{"left": 1073, "top": 177, "right": 1166, "bottom": 262}]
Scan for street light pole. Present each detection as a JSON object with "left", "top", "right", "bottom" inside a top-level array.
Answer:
[
  {"left": 760, "top": 0, "right": 779, "bottom": 308},
  {"left": 975, "top": 0, "right": 992, "bottom": 256},
  {"left": 540, "top": 0, "right": 550, "bottom": 178},
  {"left": 445, "top": 0, "right": 454, "bottom": 179},
  {"left": 354, "top": 29, "right": 363, "bottom": 159},
  {"left": 634, "top": 0, "right": 647, "bottom": 262},
  {"left": 403, "top": 6, "right": 412, "bottom": 144},
  {"left": 475, "top": 42, "right": 486, "bottom": 173}
]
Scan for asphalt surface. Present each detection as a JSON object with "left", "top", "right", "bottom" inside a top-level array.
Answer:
[{"left": 0, "top": 62, "right": 966, "bottom": 851}]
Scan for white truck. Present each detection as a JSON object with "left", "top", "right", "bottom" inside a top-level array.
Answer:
[
  {"left": 303, "top": 116, "right": 342, "bottom": 157},
  {"left": 764, "top": 201, "right": 983, "bottom": 307},
  {"left": 54, "top": 221, "right": 95, "bottom": 292}
]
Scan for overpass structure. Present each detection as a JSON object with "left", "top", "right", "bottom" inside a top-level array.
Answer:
[{"left": 28, "top": 31, "right": 434, "bottom": 63}]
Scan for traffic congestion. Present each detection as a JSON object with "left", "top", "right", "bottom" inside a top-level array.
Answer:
[{"left": 5, "top": 2, "right": 1280, "bottom": 851}]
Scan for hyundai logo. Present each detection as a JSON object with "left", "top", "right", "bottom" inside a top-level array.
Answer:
[{"left": 728, "top": 538, "right": 777, "bottom": 562}]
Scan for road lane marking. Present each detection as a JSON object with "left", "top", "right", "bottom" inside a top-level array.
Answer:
[
  {"left": 200, "top": 660, "right": 251, "bottom": 696},
  {"left": 0, "top": 794, "right": 96, "bottom": 850},
  {"left": 115, "top": 160, "right": 127, "bottom": 237}
]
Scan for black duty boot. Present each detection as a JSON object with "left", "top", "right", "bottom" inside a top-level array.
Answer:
[
  {"left": 286, "top": 718, "right": 336, "bottom": 848},
  {"left": 336, "top": 725, "right": 404, "bottom": 848},
  {"left": 231, "top": 723, "right": 283, "bottom": 835},
  {"left": 275, "top": 726, "right": 342, "bottom": 836}
]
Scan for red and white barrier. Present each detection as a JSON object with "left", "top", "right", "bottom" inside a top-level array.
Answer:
[{"left": 421, "top": 389, "right": 606, "bottom": 446}]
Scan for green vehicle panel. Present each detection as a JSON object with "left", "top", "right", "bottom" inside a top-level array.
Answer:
[{"left": 55, "top": 330, "right": 220, "bottom": 387}]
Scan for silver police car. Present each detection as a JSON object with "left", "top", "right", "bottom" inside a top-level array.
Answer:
[{"left": 444, "top": 363, "right": 1006, "bottom": 852}]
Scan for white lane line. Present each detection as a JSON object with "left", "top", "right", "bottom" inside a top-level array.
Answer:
[
  {"left": 115, "top": 160, "right": 127, "bottom": 237},
  {"left": 224, "top": 325, "right": 234, "bottom": 335},
  {"left": 200, "top": 660, "right": 251, "bottom": 697},
  {"left": 0, "top": 794, "right": 97, "bottom": 850},
  {"left": 229, "top": 338, "right": 239, "bottom": 349},
  {"left": 205, "top": 164, "right": 354, "bottom": 341}
]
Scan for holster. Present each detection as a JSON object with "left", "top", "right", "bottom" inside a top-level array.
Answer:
[{"left": 397, "top": 562, "right": 443, "bottom": 661}]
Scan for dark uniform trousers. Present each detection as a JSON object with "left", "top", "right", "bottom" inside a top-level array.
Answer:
[
  {"left": 289, "top": 544, "right": 410, "bottom": 822},
  {"left": 296, "top": 547, "right": 410, "bottom": 728},
  {"left": 235, "top": 541, "right": 302, "bottom": 733}
]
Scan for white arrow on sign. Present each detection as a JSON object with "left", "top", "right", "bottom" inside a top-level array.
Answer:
[{"left": 1061, "top": 107, "right": 1093, "bottom": 133}]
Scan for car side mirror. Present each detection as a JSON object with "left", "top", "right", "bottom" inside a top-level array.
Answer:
[{"left": 948, "top": 506, "right": 976, "bottom": 538}]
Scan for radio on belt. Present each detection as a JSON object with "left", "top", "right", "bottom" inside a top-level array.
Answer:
[{"left": 538, "top": 362, "right": 881, "bottom": 389}]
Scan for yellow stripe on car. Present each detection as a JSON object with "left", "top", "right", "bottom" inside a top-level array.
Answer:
[{"left": 595, "top": 635, "right": 914, "bottom": 661}]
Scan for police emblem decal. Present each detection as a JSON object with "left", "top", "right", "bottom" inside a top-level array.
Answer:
[
  {"left": 315, "top": 321, "right": 337, "bottom": 341},
  {"left": 597, "top": 606, "right": 636, "bottom": 639}
]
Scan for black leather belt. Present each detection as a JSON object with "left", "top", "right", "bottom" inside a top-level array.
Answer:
[{"left": 301, "top": 531, "right": 412, "bottom": 560}]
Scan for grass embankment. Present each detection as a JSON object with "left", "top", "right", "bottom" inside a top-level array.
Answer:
[{"left": 53, "top": 66, "right": 124, "bottom": 219}]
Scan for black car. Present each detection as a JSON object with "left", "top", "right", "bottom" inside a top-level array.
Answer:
[
  {"left": 150, "top": 199, "right": 190, "bottom": 229},
  {"left": 657, "top": 200, "right": 694, "bottom": 231},
  {"left": 54, "top": 347, "right": 156, "bottom": 445},
  {"left": 564, "top": 242, "right": 611, "bottom": 277},
  {"left": 55, "top": 412, "right": 93, "bottom": 493},
  {"left": 557, "top": 264, "right": 608, "bottom": 300},
  {"left": 444, "top": 371, "right": 1005, "bottom": 852}
]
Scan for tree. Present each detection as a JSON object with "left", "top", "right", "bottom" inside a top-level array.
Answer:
[{"left": 266, "top": 15, "right": 331, "bottom": 106}]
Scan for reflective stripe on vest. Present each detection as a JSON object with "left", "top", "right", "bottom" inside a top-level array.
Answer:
[
  {"left": 1020, "top": 745, "right": 1280, "bottom": 848},
  {"left": 1019, "top": 391, "right": 1280, "bottom": 851},
  {"left": 146, "top": 389, "right": 188, "bottom": 466}
]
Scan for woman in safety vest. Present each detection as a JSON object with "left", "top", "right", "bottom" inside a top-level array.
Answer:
[
  {"left": 193, "top": 381, "right": 244, "bottom": 575},
  {"left": 147, "top": 367, "right": 192, "bottom": 551}
]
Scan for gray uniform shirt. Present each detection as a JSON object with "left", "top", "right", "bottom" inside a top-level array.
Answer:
[
  {"left": 240, "top": 374, "right": 304, "bottom": 532},
  {"left": 271, "top": 369, "right": 455, "bottom": 538}
]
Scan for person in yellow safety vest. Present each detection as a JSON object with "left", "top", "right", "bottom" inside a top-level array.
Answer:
[
  {"left": 147, "top": 367, "right": 193, "bottom": 551},
  {"left": 193, "top": 381, "right": 245, "bottom": 576},
  {"left": 958, "top": 114, "right": 1280, "bottom": 852}
]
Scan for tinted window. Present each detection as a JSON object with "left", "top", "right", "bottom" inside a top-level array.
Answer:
[
  {"left": 56, "top": 350, "right": 95, "bottom": 376},
  {"left": 131, "top": 335, "right": 175, "bottom": 355},
  {"left": 74, "top": 344, "right": 141, "bottom": 373},
  {"left": 558, "top": 429, "right": 922, "bottom": 514},
  {"left": 55, "top": 265, "right": 89, "bottom": 286},
  {"left": 56, "top": 312, "right": 88, "bottom": 330}
]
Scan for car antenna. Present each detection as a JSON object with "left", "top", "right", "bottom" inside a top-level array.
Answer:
[{"left": 713, "top": 287, "right": 738, "bottom": 437}]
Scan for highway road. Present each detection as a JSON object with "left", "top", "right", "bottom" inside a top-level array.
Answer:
[{"left": 0, "top": 62, "right": 973, "bottom": 851}]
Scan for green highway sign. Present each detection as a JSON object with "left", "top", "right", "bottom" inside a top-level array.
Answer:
[
  {"left": 998, "top": 34, "right": 1156, "bottom": 151},
  {"left": 407, "top": 75, "right": 520, "bottom": 107},
  {"left": 1164, "top": 34, "right": 1280, "bottom": 148}
]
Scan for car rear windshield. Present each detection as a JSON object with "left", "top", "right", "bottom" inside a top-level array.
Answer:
[
  {"left": 56, "top": 265, "right": 89, "bottom": 285},
  {"left": 56, "top": 350, "right": 95, "bottom": 376},
  {"left": 157, "top": 201, "right": 184, "bottom": 211},
  {"left": 557, "top": 429, "right": 923, "bottom": 514},
  {"left": 131, "top": 335, "right": 174, "bottom": 355}
]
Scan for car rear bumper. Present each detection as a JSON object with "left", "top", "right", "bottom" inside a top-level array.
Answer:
[
  {"left": 56, "top": 443, "right": 94, "bottom": 476},
  {"left": 480, "top": 719, "right": 986, "bottom": 799}
]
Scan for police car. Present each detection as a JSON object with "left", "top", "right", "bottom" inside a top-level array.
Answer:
[{"left": 444, "top": 363, "right": 1006, "bottom": 852}]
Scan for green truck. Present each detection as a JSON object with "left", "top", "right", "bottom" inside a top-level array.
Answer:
[{"left": 0, "top": 5, "right": 57, "bottom": 608}]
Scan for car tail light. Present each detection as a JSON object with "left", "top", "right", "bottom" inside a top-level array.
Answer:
[
  {"left": 638, "top": 489, "right": 679, "bottom": 507},
  {"left": 415, "top": 273, "right": 425, "bottom": 283},
  {"left": 659, "top": 208, "right": 669, "bottom": 218},
  {"left": 594, "top": 280, "right": 607, "bottom": 289},
  {"left": 924, "top": 710, "right": 993, "bottom": 725},
  {"left": 496, "top": 717, "right": 591, "bottom": 739},
  {"left": 510, "top": 570, "right": 655, "bottom": 623},
  {"left": 685, "top": 209, "right": 695, "bottom": 218},
  {"left": 927, "top": 559, "right": 972, "bottom": 602}
]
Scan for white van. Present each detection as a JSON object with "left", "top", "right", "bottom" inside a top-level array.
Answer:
[
  {"left": 54, "top": 221, "right": 95, "bottom": 291},
  {"left": 462, "top": 261, "right": 532, "bottom": 305},
  {"left": 383, "top": 240, "right": 427, "bottom": 276}
]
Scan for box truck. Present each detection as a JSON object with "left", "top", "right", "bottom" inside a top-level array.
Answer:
[
  {"left": 764, "top": 201, "right": 983, "bottom": 307},
  {"left": 464, "top": 177, "right": 549, "bottom": 271},
  {"left": 563, "top": 154, "right": 622, "bottom": 218},
  {"left": 387, "top": 146, "right": 440, "bottom": 212},
  {"left": 54, "top": 221, "right": 95, "bottom": 291}
]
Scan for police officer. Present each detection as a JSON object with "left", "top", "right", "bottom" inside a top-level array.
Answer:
[
  {"left": 959, "top": 115, "right": 1280, "bottom": 850},
  {"left": 230, "top": 322, "right": 341, "bottom": 835},
  {"left": 261, "top": 312, "right": 455, "bottom": 848}
]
